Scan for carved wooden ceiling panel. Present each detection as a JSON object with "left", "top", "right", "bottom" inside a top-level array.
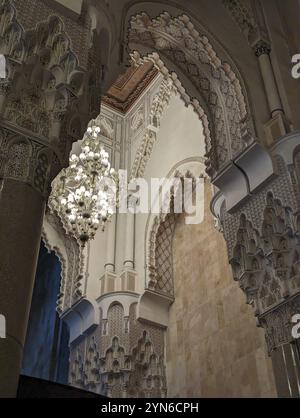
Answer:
[{"left": 102, "top": 62, "right": 158, "bottom": 114}]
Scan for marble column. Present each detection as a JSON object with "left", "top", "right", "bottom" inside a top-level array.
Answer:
[
  {"left": 0, "top": 129, "right": 52, "bottom": 397},
  {"left": 254, "top": 40, "right": 284, "bottom": 117},
  {"left": 104, "top": 214, "right": 117, "bottom": 272},
  {"left": 264, "top": 297, "right": 300, "bottom": 398},
  {"left": 123, "top": 198, "right": 136, "bottom": 270},
  {"left": 271, "top": 342, "right": 300, "bottom": 398}
]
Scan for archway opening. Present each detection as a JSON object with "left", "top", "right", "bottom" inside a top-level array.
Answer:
[{"left": 22, "top": 240, "right": 70, "bottom": 385}]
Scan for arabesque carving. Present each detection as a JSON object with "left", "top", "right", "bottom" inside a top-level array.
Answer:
[
  {"left": 128, "top": 12, "right": 254, "bottom": 176},
  {"left": 0, "top": 0, "right": 98, "bottom": 172}
]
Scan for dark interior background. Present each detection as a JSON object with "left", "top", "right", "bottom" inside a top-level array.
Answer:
[{"left": 22, "top": 241, "right": 69, "bottom": 384}]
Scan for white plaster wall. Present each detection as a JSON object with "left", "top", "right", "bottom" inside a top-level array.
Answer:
[
  {"left": 143, "top": 93, "right": 205, "bottom": 179},
  {"left": 134, "top": 93, "right": 205, "bottom": 293},
  {"left": 85, "top": 226, "right": 108, "bottom": 300},
  {"left": 75, "top": 79, "right": 206, "bottom": 301}
]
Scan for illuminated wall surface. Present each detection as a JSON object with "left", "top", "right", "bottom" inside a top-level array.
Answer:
[{"left": 22, "top": 242, "right": 69, "bottom": 384}]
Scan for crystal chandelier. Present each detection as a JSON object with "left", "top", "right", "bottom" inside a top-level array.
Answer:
[{"left": 49, "top": 122, "right": 118, "bottom": 244}]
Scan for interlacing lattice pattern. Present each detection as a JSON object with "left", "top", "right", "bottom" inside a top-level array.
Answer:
[{"left": 152, "top": 213, "right": 177, "bottom": 296}]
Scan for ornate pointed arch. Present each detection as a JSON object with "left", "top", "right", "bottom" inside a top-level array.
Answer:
[
  {"left": 127, "top": 12, "right": 254, "bottom": 177},
  {"left": 42, "top": 211, "right": 83, "bottom": 314},
  {"left": 147, "top": 163, "right": 207, "bottom": 296}
]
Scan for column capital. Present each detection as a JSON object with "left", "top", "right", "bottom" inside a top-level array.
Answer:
[
  {"left": 127, "top": 194, "right": 139, "bottom": 212},
  {"left": 254, "top": 40, "right": 271, "bottom": 57}
]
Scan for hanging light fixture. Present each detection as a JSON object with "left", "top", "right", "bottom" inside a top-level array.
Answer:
[{"left": 49, "top": 122, "right": 118, "bottom": 245}]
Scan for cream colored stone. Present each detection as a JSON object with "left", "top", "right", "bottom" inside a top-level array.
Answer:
[{"left": 166, "top": 182, "right": 277, "bottom": 398}]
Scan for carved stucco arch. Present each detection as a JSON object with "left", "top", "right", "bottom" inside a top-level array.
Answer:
[
  {"left": 41, "top": 222, "right": 68, "bottom": 314},
  {"left": 41, "top": 229, "right": 67, "bottom": 309},
  {"left": 126, "top": 12, "right": 254, "bottom": 177},
  {"left": 145, "top": 159, "right": 207, "bottom": 296},
  {"left": 130, "top": 73, "right": 177, "bottom": 179},
  {"left": 42, "top": 211, "right": 83, "bottom": 314}
]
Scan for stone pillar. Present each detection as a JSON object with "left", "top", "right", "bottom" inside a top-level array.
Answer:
[
  {"left": 254, "top": 40, "right": 283, "bottom": 117},
  {"left": 259, "top": 294, "right": 300, "bottom": 398},
  {"left": 104, "top": 214, "right": 117, "bottom": 272},
  {"left": 0, "top": 128, "right": 52, "bottom": 397},
  {"left": 123, "top": 201, "right": 136, "bottom": 270}
]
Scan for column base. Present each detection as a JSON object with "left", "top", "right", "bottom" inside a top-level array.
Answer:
[
  {"left": 271, "top": 342, "right": 300, "bottom": 398},
  {"left": 264, "top": 112, "right": 291, "bottom": 146},
  {"left": 99, "top": 270, "right": 138, "bottom": 296}
]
